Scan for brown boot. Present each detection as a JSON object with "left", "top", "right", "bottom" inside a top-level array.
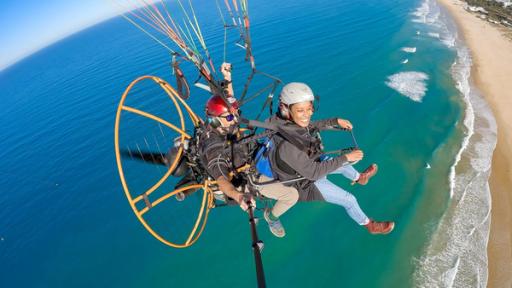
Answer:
[
  {"left": 364, "top": 220, "right": 394, "bottom": 234},
  {"left": 352, "top": 164, "right": 378, "bottom": 185}
]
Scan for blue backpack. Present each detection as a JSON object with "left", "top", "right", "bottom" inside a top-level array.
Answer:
[{"left": 255, "top": 137, "right": 275, "bottom": 179}]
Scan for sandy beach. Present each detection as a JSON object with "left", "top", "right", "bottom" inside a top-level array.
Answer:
[{"left": 436, "top": 0, "right": 512, "bottom": 287}]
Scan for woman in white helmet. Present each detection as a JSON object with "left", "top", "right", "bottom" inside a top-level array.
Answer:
[{"left": 264, "top": 82, "right": 394, "bottom": 234}]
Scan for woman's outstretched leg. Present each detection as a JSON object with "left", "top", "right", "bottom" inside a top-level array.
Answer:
[
  {"left": 314, "top": 177, "right": 369, "bottom": 225},
  {"left": 314, "top": 178, "right": 394, "bottom": 234}
]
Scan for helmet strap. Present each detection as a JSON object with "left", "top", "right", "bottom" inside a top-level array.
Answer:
[{"left": 207, "top": 116, "right": 222, "bottom": 129}]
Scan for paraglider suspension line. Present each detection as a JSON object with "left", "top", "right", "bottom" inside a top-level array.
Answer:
[{"left": 350, "top": 130, "right": 359, "bottom": 149}]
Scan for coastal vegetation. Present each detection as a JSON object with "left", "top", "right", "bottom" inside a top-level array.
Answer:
[{"left": 464, "top": 0, "right": 512, "bottom": 27}]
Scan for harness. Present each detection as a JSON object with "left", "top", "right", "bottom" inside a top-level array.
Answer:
[{"left": 254, "top": 125, "right": 324, "bottom": 180}]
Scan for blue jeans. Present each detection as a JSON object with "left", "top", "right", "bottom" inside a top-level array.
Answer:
[{"left": 314, "top": 165, "right": 370, "bottom": 225}]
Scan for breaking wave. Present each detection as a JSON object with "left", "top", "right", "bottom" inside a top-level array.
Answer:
[
  {"left": 385, "top": 71, "right": 429, "bottom": 102},
  {"left": 402, "top": 47, "right": 417, "bottom": 53},
  {"left": 428, "top": 32, "right": 440, "bottom": 38}
]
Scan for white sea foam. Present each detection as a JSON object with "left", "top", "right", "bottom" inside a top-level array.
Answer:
[
  {"left": 385, "top": 71, "right": 429, "bottom": 102},
  {"left": 412, "top": 0, "right": 497, "bottom": 287},
  {"left": 402, "top": 47, "right": 417, "bottom": 53},
  {"left": 402, "top": 59, "right": 409, "bottom": 64},
  {"left": 441, "top": 33, "right": 456, "bottom": 48},
  {"left": 470, "top": 141, "right": 494, "bottom": 171},
  {"left": 413, "top": 0, "right": 456, "bottom": 48},
  {"left": 443, "top": 257, "right": 461, "bottom": 287},
  {"left": 428, "top": 32, "right": 440, "bottom": 38},
  {"left": 412, "top": 0, "right": 440, "bottom": 24},
  {"left": 412, "top": 1, "right": 430, "bottom": 23}
]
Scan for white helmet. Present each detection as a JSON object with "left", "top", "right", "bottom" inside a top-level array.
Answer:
[{"left": 280, "top": 82, "right": 315, "bottom": 105}]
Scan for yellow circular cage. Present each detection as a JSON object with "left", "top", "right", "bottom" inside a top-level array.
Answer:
[{"left": 114, "top": 75, "right": 214, "bottom": 248}]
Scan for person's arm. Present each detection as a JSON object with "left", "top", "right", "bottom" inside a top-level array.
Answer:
[
  {"left": 205, "top": 155, "right": 254, "bottom": 210},
  {"left": 216, "top": 176, "right": 252, "bottom": 210},
  {"left": 202, "top": 139, "right": 254, "bottom": 210},
  {"left": 311, "top": 118, "right": 353, "bottom": 130},
  {"left": 310, "top": 118, "right": 338, "bottom": 130},
  {"left": 221, "top": 63, "right": 234, "bottom": 97},
  {"left": 278, "top": 142, "right": 362, "bottom": 181}
]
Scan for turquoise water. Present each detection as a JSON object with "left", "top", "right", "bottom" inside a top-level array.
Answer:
[{"left": 1, "top": 0, "right": 491, "bottom": 287}]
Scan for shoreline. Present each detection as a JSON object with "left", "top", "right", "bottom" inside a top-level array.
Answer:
[{"left": 436, "top": 0, "right": 512, "bottom": 287}]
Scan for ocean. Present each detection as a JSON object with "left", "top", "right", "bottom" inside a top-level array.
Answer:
[{"left": 0, "top": 0, "right": 496, "bottom": 287}]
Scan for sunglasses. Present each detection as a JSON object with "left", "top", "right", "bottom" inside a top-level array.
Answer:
[{"left": 218, "top": 114, "right": 236, "bottom": 122}]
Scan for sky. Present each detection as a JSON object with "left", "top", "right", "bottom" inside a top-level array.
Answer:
[{"left": 0, "top": 0, "right": 129, "bottom": 71}]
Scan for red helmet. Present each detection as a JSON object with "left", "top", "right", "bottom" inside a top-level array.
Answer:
[{"left": 205, "top": 95, "right": 239, "bottom": 117}]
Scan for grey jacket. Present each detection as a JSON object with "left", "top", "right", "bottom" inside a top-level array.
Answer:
[{"left": 267, "top": 115, "right": 350, "bottom": 201}]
